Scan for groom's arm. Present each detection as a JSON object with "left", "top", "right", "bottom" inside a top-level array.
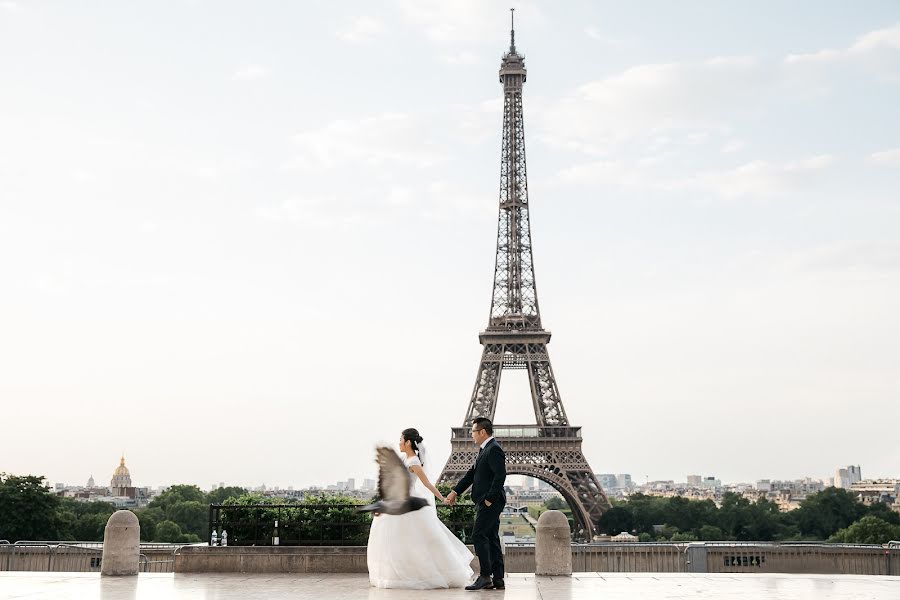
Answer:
[
  {"left": 485, "top": 447, "right": 506, "bottom": 505},
  {"left": 453, "top": 465, "right": 475, "bottom": 496}
]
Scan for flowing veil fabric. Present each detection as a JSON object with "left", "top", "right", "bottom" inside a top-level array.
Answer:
[
  {"left": 367, "top": 454, "right": 474, "bottom": 589},
  {"left": 416, "top": 442, "right": 431, "bottom": 482}
]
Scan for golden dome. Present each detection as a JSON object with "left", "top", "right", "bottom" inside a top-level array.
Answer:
[{"left": 113, "top": 456, "right": 130, "bottom": 477}]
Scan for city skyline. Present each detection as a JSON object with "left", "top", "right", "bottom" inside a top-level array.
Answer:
[
  {"left": 2, "top": 2, "right": 899, "bottom": 488},
  {"left": 48, "top": 453, "right": 883, "bottom": 493}
]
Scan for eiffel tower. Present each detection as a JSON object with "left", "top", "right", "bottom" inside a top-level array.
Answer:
[{"left": 438, "top": 11, "right": 611, "bottom": 540}]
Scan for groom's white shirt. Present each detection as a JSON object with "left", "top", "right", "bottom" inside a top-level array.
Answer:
[{"left": 480, "top": 436, "right": 495, "bottom": 450}]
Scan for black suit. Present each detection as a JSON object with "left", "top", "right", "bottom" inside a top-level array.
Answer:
[{"left": 453, "top": 438, "right": 506, "bottom": 579}]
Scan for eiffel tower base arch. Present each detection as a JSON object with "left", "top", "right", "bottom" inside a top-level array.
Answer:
[{"left": 439, "top": 426, "right": 611, "bottom": 541}]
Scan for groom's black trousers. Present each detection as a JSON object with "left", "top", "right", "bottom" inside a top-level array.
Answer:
[{"left": 472, "top": 501, "right": 504, "bottom": 579}]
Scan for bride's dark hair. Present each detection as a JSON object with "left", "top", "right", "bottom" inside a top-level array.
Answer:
[{"left": 402, "top": 428, "right": 424, "bottom": 463}]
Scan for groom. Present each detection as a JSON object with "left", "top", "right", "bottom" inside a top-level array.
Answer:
[{"left": 444, "top": 417, "right": 507, "bottom": 591}]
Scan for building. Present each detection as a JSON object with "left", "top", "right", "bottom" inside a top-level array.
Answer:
[
  {"left": 616, "top": 474, "right": 633, "bottom": 489},
  {"left": 849, "top": 479, "right": 900, "bottom": 506},
  {"left": 687, "top": 475, "right": 702, "bottom": 487},
  {"left": 700, "top": 476, "right": 721, "bottom": 490},
  {"left": 110, "top": 456, "right": 133, "bottom": 496},
  {"left": 834, "top": 465, "right": 862, "bottom": 489},
  {"left": 597, "top": 474, "right": 617, "bottom": 490},
  {"left": 756, "top": 479, "right": 772, "bottom": 492}
]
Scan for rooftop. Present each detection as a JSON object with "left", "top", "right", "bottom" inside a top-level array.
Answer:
[{"left": 2, "top": 572, "right": 898, "bottom": 599}]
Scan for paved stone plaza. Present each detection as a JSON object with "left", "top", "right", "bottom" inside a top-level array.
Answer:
[{"left": 2, "top": 572, "right": 898, "bottom": 600}]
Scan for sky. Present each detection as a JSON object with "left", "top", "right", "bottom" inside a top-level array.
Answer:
[{"left": 1, "top": 1, "right": 899, "bottom": 490}]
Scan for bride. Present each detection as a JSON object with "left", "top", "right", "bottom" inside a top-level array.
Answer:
[{"left": 367, "top": 428, "right": 475, "bottom": 589}]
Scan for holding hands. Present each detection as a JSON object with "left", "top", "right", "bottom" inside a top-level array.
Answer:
[{"left": 443, "top": 491, "right": 457, "bottom": 506}]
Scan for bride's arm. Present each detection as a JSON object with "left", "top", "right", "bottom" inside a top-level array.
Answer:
[{"left": 408, "top": 465, "right": 444, "bottom": 502}]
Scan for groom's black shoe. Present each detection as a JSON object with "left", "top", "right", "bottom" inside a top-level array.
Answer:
[
  {"left": 492, "top": 578, "right": 505, "bottom": 590},
  {"left": 465, "top": 576, "right": 494, "bottom": 591}
]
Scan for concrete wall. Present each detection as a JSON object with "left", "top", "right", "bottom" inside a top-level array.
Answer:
[
  {"left": 704, "top": 544, "right": 900, "bottom": 576},
  {"left": 175, "top": 545, "right": 483, "bottom": 574},
  {"left": 5, "top": 543, "right": 899, "bottom": 576},
  {"left": 175, "top": 546, "right": 370, "bottom": 573},
  {"left": 0, "top": 545, "right": 179, "bottom": 573}
]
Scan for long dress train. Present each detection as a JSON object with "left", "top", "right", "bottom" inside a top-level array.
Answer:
[{"left": 366, "top": 455, "right": 474, "bottom": 589}]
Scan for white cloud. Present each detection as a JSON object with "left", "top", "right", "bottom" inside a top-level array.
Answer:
[
  {"left": 336, "top": 16, "right": 385, "bottom": 43},
  {"left": 541, "top": 24, "right": 900, "bottom": 156},
  {"left": 255, "top": 196, "right": 365, "bottom": 230},
  {"left": 70, "top": 168, "right": 96, "bottom": 182},
  {"left": 254, "top": 179, "right": 492, "bottom": 231},
  {"left": 286, "top": 112, "right": 447, "bottom": 170},
  {"left": 439, "top": 51, "right": 481, "bottom": 66},
  {"left": 558, "top": 154, "right": 836, "bottom": 200},
  {"left": 870, "top": 147, "right": 900, "bottom": 167},
  {"left": 784, "top": 241, "right": 900, "bottom": 274},
  {"left": 853, "top": 23, "right": 900, "bottom": 53},
  {"left": 232, "top": 64, "right": 268, "bottom": 81},
  {"left": 396, "top": 0, "right": 543, "bottom": 43},
  {"left": 584, "top": 26, "right": 628, "bottom": 48},
  {"left": 721, "top": 140, "right": 745, "bottom": 154},
  {"left": 0, "top": 1, "right": 19, "bottom": 12},
  {"left": 785, "top": 22, "right": 900, "bottom": 65},
  {"left": 680, "top": 155, "right": 835, "bottom": 199},
  {"left": 539, "top": 57, "right": 770, "bottom": 150}
]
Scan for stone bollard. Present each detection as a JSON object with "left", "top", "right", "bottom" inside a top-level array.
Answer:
[
  {"left": 535, "top": 510, "right": 572, "bottom": 576},
  {"left": 101, "top": 510, "right": 140, "bottom": 576}
]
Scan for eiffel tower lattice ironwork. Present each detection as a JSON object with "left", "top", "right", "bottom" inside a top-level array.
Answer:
[{"left": 438, "top": 11, "right": 611, "bottom": 540}]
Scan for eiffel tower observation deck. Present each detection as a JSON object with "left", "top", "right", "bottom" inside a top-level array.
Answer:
[{"left": 438, "top": 11, "right": 611, "bottom": 540}]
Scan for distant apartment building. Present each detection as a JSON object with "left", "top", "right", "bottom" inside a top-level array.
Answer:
[
  {"left": 597, "top": 474, "right": 617, "bottom": 490},
  {"left": 615, "top": 474, "right": 633, "bottom": 489},
  {"left": 834, "top": 465, "right": 862, "bottom": 489},
  {"left": 849, "top": 479, "right": 900, "bottom": 506},
  {"left": 700, "top": 476, "right": 721, "bottom": 490},
  {"left": 687, "top": 475, "right": 702, "bottom": 487}
]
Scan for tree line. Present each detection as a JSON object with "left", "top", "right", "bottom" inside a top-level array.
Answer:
[
  {"left": 0, "top": 474, "right": 249, "bottom": 543},
  {"left": 5, "top": 473, "right": 897, "bottom": 545},
  {"left": 0, "top": 474, "right": 476, "bottom": 544},
  {"left": 595, "top": 489, "right": 900, "bottom": 544}
]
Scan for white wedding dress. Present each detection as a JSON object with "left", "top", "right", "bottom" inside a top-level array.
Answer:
[{"left": 367, "top": 455, "right": 475, "bottom": 589}]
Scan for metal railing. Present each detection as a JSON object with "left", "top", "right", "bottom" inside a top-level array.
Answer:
[
  {"left": 451, "top": 426, "right": 582, "bottom": 440},
  {"left": 0, "top": 541, "right": 186, "bottom": 573},
  {"left": 504, "top": 541, "right": 900, "bottom": 575},
  {"left": 208, "top": 503, "right": 475, "bottom": 547}
]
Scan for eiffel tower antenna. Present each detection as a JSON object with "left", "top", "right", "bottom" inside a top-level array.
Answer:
[
  {"left": 509, "top": 8, "right": 516, "bottom": 53},
  {"left": 439, "top": 13, "right": 611, "bottom": 540}
]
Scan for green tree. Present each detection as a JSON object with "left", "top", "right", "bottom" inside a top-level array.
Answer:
[
  {"left": 828, "top": 515, "right": 900, "bottom": 545},
  {"left": 135, "top": 506, "right": 165, "bottom": 542},
  {"left": 0, "top": 474, "right": 61, "bottom": 541},
  {"left": 154, "top": 520, "right": 184, "bottom": 542},
  {"left": 148, "top": 484, "right": 206, "bottom": 512},
  {"left": 670, "top": 532, "right": 698, "bottom": 542},
  {"left": 436, "top": 483, "right": 476, "bottom": 542},
  {"left": 597, "top": 505, "right": 634, "bottom": 535},
  {"left": 717, "top": 492, "right": 753, "bottom": 540},
  {"left": 167, "top": 500, "right": 207, "bottom": 541},
  {"left": 865, "top": 502, "right": 900, "bottom": 526},
  {"left": 791, "top": 488, "right": 866, "bottom": 539},
  {"left": 625, "top": 494, "right": 667, "bottom": 535},
  {"left": 698, "top": 524, "right": 726, "bottom": 540},
  {"left": 545, "top": 496, "right": 566, "bottom": 510},
  {"left": 207, "top": 486, "right": 247, "bottom": 505}
]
